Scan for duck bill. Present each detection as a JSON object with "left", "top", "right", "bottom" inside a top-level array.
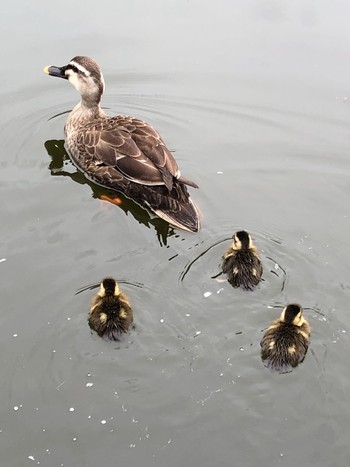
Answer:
[{"left": 43, "top": 65, "right": 68, "bottom": 79}]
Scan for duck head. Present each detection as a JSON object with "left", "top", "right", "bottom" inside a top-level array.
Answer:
[
  {"left": 232, "top": 230, "right": 252, "bottom": 250},
  {"left": 44, "top": 56, "right": 105, "bottom": 106},
  {"left": 98, "top": 277, "right": 120, "bottom": 297},
  {"left": 280, "top": 304, "right": 304, "bottom": 326}
]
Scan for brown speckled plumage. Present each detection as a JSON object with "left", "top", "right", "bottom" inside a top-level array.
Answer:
[{"left": 45, "top": 56, "right": 200, "bottom": 232}]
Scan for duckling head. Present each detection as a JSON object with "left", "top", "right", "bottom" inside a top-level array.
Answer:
[
  {"left": 232, "top": 230, "right": 252, "bottom": 250},
  {"left": 44, "top": 56, "right": 105, "bottom": 105},
  {"left": 98, "top": 277, "right": 120, "bottom": 298},
  {"left": 280, "top": 304, "right": 304, "bottom": 326}
]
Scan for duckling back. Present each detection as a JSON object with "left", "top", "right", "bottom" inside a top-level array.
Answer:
[
  {"left": 89, "top": 279, "right": 133, "bottom": 341},
  {"left": 222, "top": 249, "right": 262, "bottom": 290},
  {"left": 260, "top": 320, "right": 310, "bottom": 373}
]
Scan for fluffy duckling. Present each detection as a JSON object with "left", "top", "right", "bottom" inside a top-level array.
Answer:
[
  {"left": 222, "top": 230, "right": 263, "bottom": 290},
  {"left": 260, "top": 304, "right": 310, "bottom": 373},
  {"left": 89, "top": 277, "right": 133, "bottom": 340}
]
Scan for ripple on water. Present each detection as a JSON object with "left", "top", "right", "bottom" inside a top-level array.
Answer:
[
  {"left": 2, "top": 76, "right": 350, "bottom": 466},
  {"left": 173, "top": 221, "right": 348, "bottom": 373},
  {"left": 178, "top": 227, "right": 287, "bottom": 301}
]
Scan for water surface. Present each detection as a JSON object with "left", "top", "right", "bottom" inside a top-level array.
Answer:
[{"left": 1, "top": 1, "right": 350, "bottom": 466}]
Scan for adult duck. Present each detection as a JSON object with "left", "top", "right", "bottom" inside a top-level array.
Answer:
[{"left": 44, "top": 56, "right": 200, "bottom": 232}]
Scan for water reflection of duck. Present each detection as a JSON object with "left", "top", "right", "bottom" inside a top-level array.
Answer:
[
  {"left": 43, "top": 56, "right": 200, "bottom": 232},
  {"left": 89, "top": 277, "right": 133, "bottom": 341},
  {"left": 260, "top": 304, "right": 310, "bottom": 373},
  {"left": 44, "top": 139, "right": 176, "bottom": 246},
  {"left": 222, "top": 230, "right": 263, "bottom": 290}
]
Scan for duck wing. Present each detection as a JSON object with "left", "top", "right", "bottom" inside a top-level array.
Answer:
[
  {"left": 83, "top": 116, "right": 197, "bottom": 192},
  {"left": 74, "top": 116, "right": 200, "bottom": 232}
]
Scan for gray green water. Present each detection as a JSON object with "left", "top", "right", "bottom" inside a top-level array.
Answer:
[{"left": 1, "top": 1, "right": 350, "bottom": 466}]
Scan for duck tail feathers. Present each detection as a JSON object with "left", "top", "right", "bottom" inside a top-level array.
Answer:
[
  {"left": 177, "top": 175, "right": 199, "bottom": 189},
  {"left": 154, "top": 198, "right": 200, "bottom": 232}
]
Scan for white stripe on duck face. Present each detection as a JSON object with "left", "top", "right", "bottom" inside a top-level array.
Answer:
[{"left": 69, "top": 60, "right": 91, "bottom": 77}]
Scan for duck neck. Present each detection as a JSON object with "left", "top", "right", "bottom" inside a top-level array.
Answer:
[{"left": 67, "top": 99, "right": 106, "bottom": 127}]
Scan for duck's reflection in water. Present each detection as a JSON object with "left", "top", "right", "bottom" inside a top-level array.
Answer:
[{"left": 45, "top": 139, "right": 177, "bottom": 246}]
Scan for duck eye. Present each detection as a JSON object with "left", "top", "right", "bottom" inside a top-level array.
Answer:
[{"left": 66, "top": 64, "right": 79, "bottom": 74}]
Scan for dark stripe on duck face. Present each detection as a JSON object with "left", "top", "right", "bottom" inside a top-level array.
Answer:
[
  {"left": 65, "top": 64, "right": 81, "bottom": 75},
  {"left": 67, "top": 60, "right": 94, "bottom": 77},
  {"left": 66, "top": 61, "right": 104, "bottom": 97}
]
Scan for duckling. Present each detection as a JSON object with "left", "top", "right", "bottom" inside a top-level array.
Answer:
[
  {"left": 260, "top": 304, "right": 311, "bottom": 373},
  {"left": 89, "top": 277, "right": 133, "bottom": 340},
  {"left": 221, "top": 230, "right": 263, "bottom": 290},
  {"left": 43, "top": 56, "right": 200, "bottom": 232}
]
